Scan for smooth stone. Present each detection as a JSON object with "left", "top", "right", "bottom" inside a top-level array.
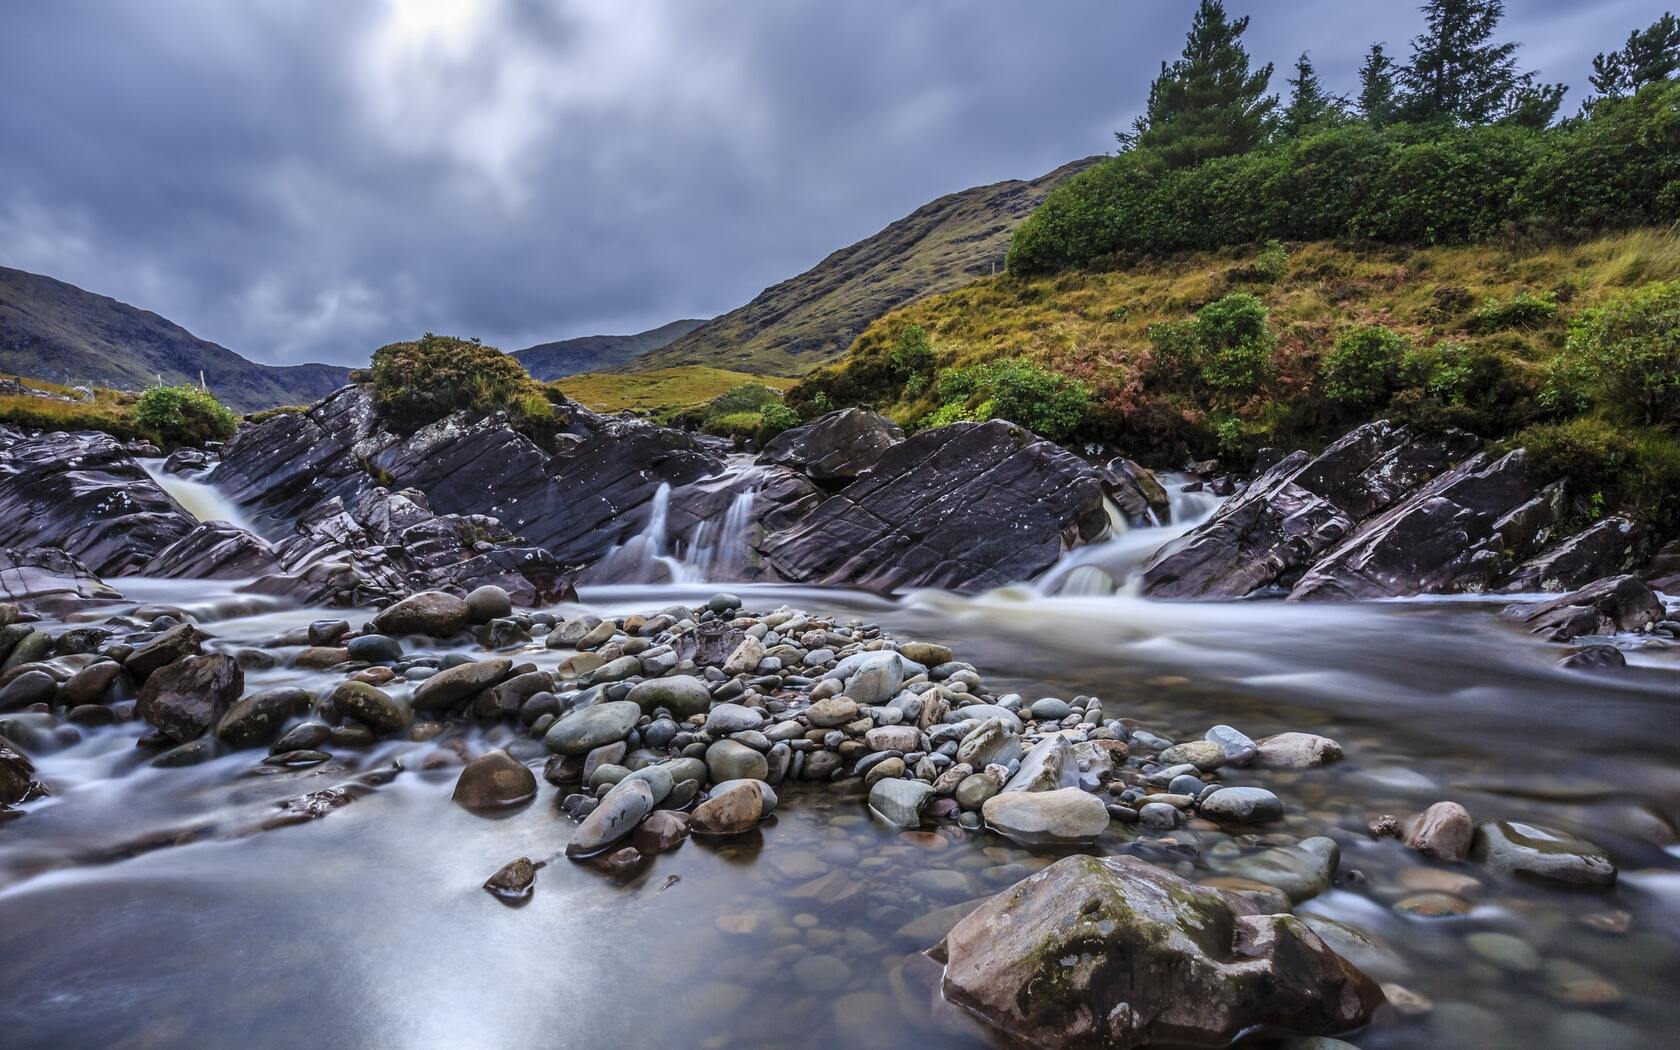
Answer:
[
  {"left": 465, "top": 585, "right": 513, "bottom": 624},
  {"left": 983, "top": 788, "right": 1110, "bottom": 845},
  {"left": 1200, "top": 786, "right": 1283, "bottom": 824},
  {"left": 1205, "top": 724, "right": 1257, "bottom": 766},
  {"left": 869, "top": 777, "right": 933, "bottom": 828},
  {"left": 864, "top": 725, "right": 920, "bottom": 753},
  {"left": 1028, "top": 697, "right": 1072, "bottom": 721},
  {"left": 346, "top": 634, "right": 403, "bottom": 663},
  {"left": 1225, "top": 837, "right": 1340, "bottom": 903},
  {"left": 1471, "top": 821, "right": 1616, "bottom": 887},
  {"left": 567, "top": 778, "right": 655, "bottom": 857},
  {"left": 691, "top": 780, "right": 764, "bottom": 836},
  {"left": 704, "top": 702, "right": 765, "bottom": 735},
  {"left": 411, "top": 657, "right": 511, "bottom": 712},
  {"left": 1139, "top": 802, "right": 1185, "bottom": 829},
  {"left": 370, "top": 591, "right": 469, "bottom": 637},
  {"left": 215, "top": 686, "right": 312, "bottom": 748},
  {"left": 627, "top": 675, "right": 713, "bottom": 718},
  {"left": 1159, "top": 740, "right": 1225, "bottom": 772},
  {"left": 330, "top": 680, "right": 408, "bottom": 733},
  {"left": 706, "top": 739, "right": 769, "bottom": 782},
  {"left": 1252, "top": 732, "right": 1343, "bottom": 769},
  {"left": 544, "top": 701, "right": 642, "bottom": 756},
  {"left": 452, "top": 750, "right": 537, "bottom": 809},
  {"left": 806, "top": 696, "right": 858, "bottom": 728},
  {"left": 1404, "top": 801, "right": 1474, "bottom": 861},
  {"left": 842, "top": 652, "right": 903, "bottom": 704},
  {"left": 631, "top": 809, "right": 690, "bottom": 853}
]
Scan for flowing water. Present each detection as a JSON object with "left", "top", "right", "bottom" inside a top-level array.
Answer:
[{"left": 3, "top": 481, "right": 1679, "bottom": 1048}]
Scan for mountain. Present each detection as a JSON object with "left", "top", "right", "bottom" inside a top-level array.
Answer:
[
  {"left": 0, "top": 266, "right": 348, "bottom": 412},
  {"left": 513, "top": 318, "right": 706, "bottom": 380},
  {"left": 630, "top": 157, "right": 1103, "bottom": 376}
]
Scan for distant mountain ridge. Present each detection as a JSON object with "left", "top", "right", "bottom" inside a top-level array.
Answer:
[
  {"left": 513, "top": 318, "right": 706, "bottom": 380},
  {"left": 631, "top": 157, "right": 1103, "bottom": 375},
  {"left": 0, "top": 266, "right": 348, "bottom": 412}
]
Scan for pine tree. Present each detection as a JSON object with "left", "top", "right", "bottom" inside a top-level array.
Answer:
[
  {"left": 1281, "top": 52, "right": 1344, "bottom": 134},
  {"left": 1120, "top": 0, "right": 1276, "bottom": 168},
  {"left": 1398, "top": 0, "right": 1562, "bottom": 125},
  {"left": 1358, "top": 43, "right": 1400, "bottom": 124},
  {"left": 1590, "top": 13, "right": 1680, "bottom": 98}
]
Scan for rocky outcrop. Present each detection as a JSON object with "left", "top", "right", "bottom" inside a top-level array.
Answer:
[
  {"left": 1143, "top": 423, "right": 1480, "bottom": 599},
  {"left": 144, "top": 522, "right": 281, "bottom": 580},
  {"left": 1099, "top": 458, "right": 1171, "bottom": 527},
  {"left": 1504, "top": 574, "right": 1664, "bottom": 642},
  {"left": 932, "top": 854, "right": 1383, "bottom": 1050},
  {"left": 756, "top": 408, "right": 904, "bottom": 488},
  {"left": 0, "top": 548, "right": 123, "bottom": 605},
  {"left": 760, "top": 420, "right": 1108, "bottom": 593},
  {"left": 0, "top": 431, "right": 197, "bottom": 574},
  {"left": 1143, "top": 420, "right": 1661, "bottom": 603}
]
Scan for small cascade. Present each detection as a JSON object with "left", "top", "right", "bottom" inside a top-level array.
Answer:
[
  {"left": 136, "top": 459, "right": 264, "bottom": 534},
  {"left": 1034, "top": 473, "right": 1226, "bottom": 596},
  {"left": 684, "top": 486, "right": 758, "bottom": 581}
]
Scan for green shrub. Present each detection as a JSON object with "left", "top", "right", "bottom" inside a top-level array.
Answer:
[
  {"left": 1253, "top": 240, "right": 1289, "bottom": 282},
  {"left": 703, "top": 383, "right": 782, "bottom": 420},
  {"left": 133, "top": 384, "right": 237, "bottom": 448},
  {"left": 1549, "top": 281, "right": 1680, "bottom": 427},
  {"left": 1194, "top": 293, "right": 1275, "bottom": 392},
  {"left": 756, "top": 402, "right": 800, "bottom": 441},
  {"left": 1321, "top": 325, "right": 1408, "bottom": 409},
  {"left": 367, "top": 334, "right": 553, "bottom": 440},
  {"left": 889, "top": 325, "right": 936, "bottom": 382},
  {"left": 1144, "top": 319, "right": 1203, "bottom": 388},
  {"left": 798, "top": 391, "right": 833, "bottom": 421},
  {"left": 1470, "top": 291, "right": 1558, "bottom": 332},
  {"left": 1007, "top": 82, "right": 1680, "bottom": 276},
  {"left": 1515, "top": 417, "right": 1680, "bottom": 524},
  {"left": 930, "top": 359, "right": 1091, "bottom": 441},
  {"left": 919, "top": 399, "right": 976, "bottom": 430}
]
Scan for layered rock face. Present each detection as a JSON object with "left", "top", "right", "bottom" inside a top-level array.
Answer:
[
  {"left": 933, "top": 854, "right": 1383, "bottom": 1049},
  {"left": 756, "top": 407, "right": 905, "bottom": 489},
  {"left": 0, "top": 429, "right": 197, "bottom": 574},
  {"left": 1143, "top": 421, "right": 1648, "bottom": 602},
  {"left": 760, "top": 420, "right": 1108, "bottom": 593}
]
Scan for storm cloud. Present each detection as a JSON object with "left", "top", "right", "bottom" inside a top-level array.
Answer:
[{"left": 0, "top": 0, "right": 1665, "bottom": 366}]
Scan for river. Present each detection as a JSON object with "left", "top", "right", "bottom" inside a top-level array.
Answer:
[{"left": 0, "top": 473, "right": 1676, "bottom": 1049}]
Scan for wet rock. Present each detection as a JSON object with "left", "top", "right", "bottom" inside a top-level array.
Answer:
[
  {"left": 703, "top": 702, "right": 764, "bottom": 735},
  {"left": 705, "top": 739, "right": 768, "bottom": 782},
  {"left": 1558, "top": 644, "right": 1625, "bottom": 670},
  {"left": 805, "top": 696, "right": 858, "bottom": 728},
  {"left": 216, "top": 687, "right": 312, "bottom": 748},
  {"left": 1100, "top": 457, "right": 1172, "bottom": 528},
  {"left": 0, "top": 670, "right": 55, "bottom": 711},
  {"left": 1226, "top": 836, "right": 1341, "bottom": 903},
  {"left": 757, "top": 408, "right": 904, "bottom": 487},
  {"left": 955, "top": 719, "right": 1020, "bottom": 768},
  {"left": 567, "top": 777, "right": 655, "bottom": 856},
  {"left": 1002, "top": 736, "right": 1076, "bottom": 793},
  {"left": 1200, "top": 786, "right": 1283, "bottom": 824},
  {"left": 691, "top": 780, "right": 765, "bottom": 836},
  {"left": 842, "top": 652, "right": 903, "bottom": 704},
  {"left": 144, "top": 522, "right": 281, "bottom": 580},
  {"left": 1, "top": 740, "right": 47, "bottom": 806},
  {"left": 934, "top": 855, "right": 1384, "bottom": 1050},
  {"left": 955, "top": 772, "right": 1001, "bottom": 811},
  {"left": 452, "top": 750, "right": 537, "bottom": 810},
  {"left": 59, "top": 661, "right": 123, "bottom": 707},
  {"left": 137, "top": 653, "right": 243, "bottom": 743},
  {"left": 123, "top": 623, "right": 205, "bottom": 682},
  {"left": 272, "top": 722, "right": 331, "bottom": 753},
  {"left": 0, "top": 547, "right": 123, "bottom": 605},
  {"left": 1403, "top": 801, "right": 1474, "bottom": 861},
  {"left": 631, "top": 809, "right": 690, "bottom": 853},
  {"left": 1253, "top": 732, "right": 1343, "bottom": 770},
  {"left": 1138, "top": 802, "right": 1185, "bottom": 830},
  {"left": 370, "top": 590, "right": 470, "bottom": 637},
  {"left": 484, "top": 857, "right": 537, "bottom": 902},
  {"left": 869, "top": 777, "right": 933, "bottom": 827},
  {"left": 898, "top": 641, "right": 953, "bottom": 666},
  {"left": 411, "top": 657, "right": 511, "bottom": 712},
  {"left": 1500, "top": 516, "right": 1645, "bottom": 593},
  {"left": 544, "top": 700, "right": 641, "bottom": 755},
  {"left": 722, "top": 635, "right": 764, "bottom": 675},
  {"left": 1159, "top": 739, "right": 1224, "bottom": 772},
  {"left": 330, "top": 681, "right": 408, "bottom": 734},
  {"left": 1503, "top": 574, "right": 1664, "bottom": 643},
  {"left": 465, "top": 584, "right": 513, "bottom": 623},
  {"left": 1472, "top": 821, "right": 1616, "bottom": 888},
  {"left": 982, "top": 787, "right": 1109, "bottom": 845},
  {"left": 628, "top": 674, "right": 712, "bottom": 718},
  {"left": 761, "top": 420, "right": 1108, "bottom": 594},
  {"left": 347, "top": 633, "right": 402, "bottom": 663}
]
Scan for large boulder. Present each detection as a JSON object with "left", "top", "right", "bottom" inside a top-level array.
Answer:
[
  {"left": 760, "top": 420, "right": 1108, "bottom": 593},
  {"left": 932, "top": 855, "right": 1384, "bottom": 1050},
  {"left": 1289, "top": 449, "right": 1555, "bottom": 600},
  {"left": 1498, "top": 516, "right": 1645, "bottom": 593},
  {"left": 137, "top": 653, "right": 244, "bottom": 743},
  {"left": 1144, "top": 423, "right": 1479, "bottom": 599},
  {"left": 0, "top": 548, "right": 123, "bottom": 606},
  {"left": 1503, "top": 574, "right": 1664, "bottom": 642},
  {"left": 144, "top": 522, "right": 281, "bottom": 580},
  {"left": 756, "top": 408, "right": 905, "bottom": 488},
  {"left": 0, "top": 431, "right": 197, "bottom": 574}
]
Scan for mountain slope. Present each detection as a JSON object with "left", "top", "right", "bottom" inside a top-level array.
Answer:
[
  {"left": 0, "top": 266, "right": 348, "bottom": 412},
  {"left": 513, "top": 318, "right": 705, "bottom": 380},
  {"left": 632, "top": 157, "right": 1104, "bottom": 375}
]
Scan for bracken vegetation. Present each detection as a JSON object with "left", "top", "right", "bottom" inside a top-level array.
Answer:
[
  {"left": 0, "top": 376, "right": 238, "bottom": 449},
  {"left": 363, "top": 333, "right": 560, "bottom": 442}
]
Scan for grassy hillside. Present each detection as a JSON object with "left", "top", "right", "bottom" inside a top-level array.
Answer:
[
  {"left": 790, "top": 229, "right": 1680, "bottom": 522},
  {"left": 556, "top": 365, "right": 795, "bottom": 418},
  {"left": 632, "top": 158, "right": 1102, "bottom": 376},
  {"left": 0, "top": 266, "right": 348, "bottom": 412},
  {"left": 513, "top": 318, "right": 706, "bottom": 380}
]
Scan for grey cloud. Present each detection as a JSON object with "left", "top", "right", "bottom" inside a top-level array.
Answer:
[{"left": 0, "top": 0, "right": 1665, "bottom": 366}]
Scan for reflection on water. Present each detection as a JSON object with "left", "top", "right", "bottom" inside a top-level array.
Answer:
[{"left": 2, "top": 575, "right": 1678, "bottom": 1050}]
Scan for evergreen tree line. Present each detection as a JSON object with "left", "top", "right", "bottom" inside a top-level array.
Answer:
[{"left": 1010, "top": 1, "right": 1680, "bottom": 274}]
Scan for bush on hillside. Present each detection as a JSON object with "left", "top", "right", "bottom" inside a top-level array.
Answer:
[
  {"left": 1548, "top": 281, "right": 1680, "bottom": 427},
  {"left": 367, "top": 334, "right": 554, "bottom": 439},
  {"left": 1321, "top": 325, "right": 1408, "bottom": 410},
  {"left": 133, "top": 384, "right": 237, "bottom": 448},
  {"left": 1470, "top": 291, "right": 1559, "bottom": 332},
  {"left": 1516, "top": 417, "right": 1680, "bottom": 525},
  {"left": 927, "top": 359, "right": 1090, "bottom": 441},
  {"left": 1007, "top": 81, "right": 1680, "bottom": 275},
  {"left": 756, "top": 402, "right": 800, "bottom": 441},
  {"left": 1147, "top": 293, "right": 1276, "bottom": 395}
]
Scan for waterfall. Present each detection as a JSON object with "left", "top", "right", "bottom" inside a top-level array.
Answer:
[
  {"left": 684, "top": 487, "right": 758, "bottom": 582},
  {"left": 136, "top": 459, "right": 263, "bottom": 535},
  {"left": 1034, "top": 473, "right": 1226, "bottom": 596},
  {"left": 586, "top": 480, "right": 761, "bottom": 584}
]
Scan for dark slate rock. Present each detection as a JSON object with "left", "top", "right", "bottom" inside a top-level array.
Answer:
[
  {"left": 760, "top": 420, "right": 1107, "bottom": 594},
  {"left": 144, "top": 522, "right": 281, "bottom": 580},
  {"left": 756, "top": 408, "right": 904, "bottom": 488},
  {"left": 1499, "top": 516, "right": 1646, "bottom": 594},
  {"left": 0, "top": 548, "right": 123, "bottom": 605},
  {"left": 1503, "top": 574, "right": 1665, "bottom": 642}
]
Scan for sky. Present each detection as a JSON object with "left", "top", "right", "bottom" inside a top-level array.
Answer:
[{"left": 0, "top": 0, "right": 1667, "bottom": 367}]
